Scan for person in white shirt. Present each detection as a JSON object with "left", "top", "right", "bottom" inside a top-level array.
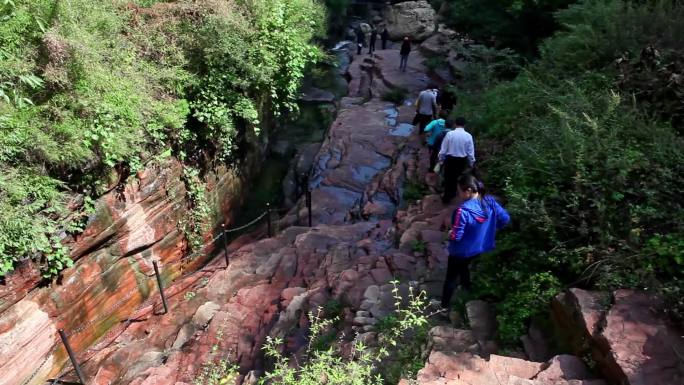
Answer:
[{"left": 438, "top": 117, "right": 475, "bottom": 203}]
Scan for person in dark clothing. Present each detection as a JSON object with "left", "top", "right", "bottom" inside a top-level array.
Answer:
[
  {"left": 399, "top": 36, "right": 411, "bottom": 71},
  {"left": 381, "top": 28, "right": 389, "bottom": 50},
  {"left": 368, "top": 27, "right": 377, "bottom": 54},
  {"left": 440, "top": 174, "right": 510, "bottom": 309},
  {"left": 356, "top": 29, "right": 365, "bottom": 55},
  {"left": 437, "top": 86, "right": 457, "bottom": 115}
]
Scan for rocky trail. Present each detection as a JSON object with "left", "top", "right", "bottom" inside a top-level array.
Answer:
[{"left": 2, "top": 36, "right": 682, "bottom": 385}]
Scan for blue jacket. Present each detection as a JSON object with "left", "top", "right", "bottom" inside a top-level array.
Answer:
[
  {"left": 424, "top": 118, "right": 445, "bottom": 146},
  {"left": 448, "top": 195, "right": 510, "bottom": 258}
]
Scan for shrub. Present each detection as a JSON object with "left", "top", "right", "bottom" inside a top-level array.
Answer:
[
  {"left": 261, "top": 281, "right": 429, "bottom": 385},
  {"left": 381, "top": 87, "right": 409, "bottom": 105},
  {"left": 441, "top": 0, "right": 577, "bottom": 56},
  {"left": 0, "top": 0, "right": 325, "bottom": 277},
  {"left": 402, "top": 178, "right": 429, "bottom": 203},
  {"left": 458, "top": 0, "right": 684, "bottom": 343}
]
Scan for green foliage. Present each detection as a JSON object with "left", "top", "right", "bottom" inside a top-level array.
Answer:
[
  {"left": 193, "top": 359, "right": 239, "bottom": 385},
  {"left": 410, "top": 240, "right": 427, "bottom": 255},
  {"left": 457, "top": 0, "right": 684, "bottom": 342},
  {"left": 0, "top": 0, "right": 324, "bottom": 277},
  {"left": 261, "top": 281, "right": 430, "bottom": 385},
  {"left": 323, "top": 0, "right": 350, "bottom": 37},
  {"left": 424, "top": 56, "right": 448, "bottom": 73},
  {"left": 495, "top": 272, "right": 561, "bottom": 344},
  {"left": 448, "top": 42, "right": 522, "bottom": 90},
  {"left": 381, "top": 87, "right": 409, "bottom": 105},
  {"left": 189, "top": 0, "right": 324, "bottom": 160},
  {"left": 402, "top": 178, "right": 429, "bottom": 203},
  {"left": 440, "top": 0, "right": 577, "bottom": 55},
  {"left": 180, "top": 166, "right": 211, "bottom": 252}
]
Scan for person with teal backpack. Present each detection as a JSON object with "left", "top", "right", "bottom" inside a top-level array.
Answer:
[{"left": 440, "top": 173, "right": 510, "bottom": 309}]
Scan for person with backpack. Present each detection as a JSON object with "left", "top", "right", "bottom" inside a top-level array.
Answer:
[
  {"left": 440, "top": 173, "right": 510, "bottom": 309},
  {"left": 424, "top": 113, "right": 449, "bottom": 173}
]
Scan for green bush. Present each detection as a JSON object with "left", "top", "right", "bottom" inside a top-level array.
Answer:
[
  {"left": 458, "top": 0, "right": 684, "bottom": 342},
  {"left": 441, "top": 0, "right": 577, "bottom": 56},
  {"left": 261, "top": 281, "right": 429, "bottom": 385},
  {"left": 402, "top": 178, "right": 429, "bottom": 203},
  {"left": 0, "top": 0, "right": 325, "bottom": 277},
  {"left": 381, "top": 87, "right": 409, "bottom": 105}
]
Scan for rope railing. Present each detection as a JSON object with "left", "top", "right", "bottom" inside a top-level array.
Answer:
[{"left": 22, "top": 175, "right": 316, "bottom": 385}]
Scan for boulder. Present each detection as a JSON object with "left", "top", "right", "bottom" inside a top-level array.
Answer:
[
  {"left": 298, "top": 87, "right": 336, "bottom": 104},
  {"left": 383, "top": 1, "right": 436, "bottom": 41},
  {"left": 420, "top": 32, "right": 450, "bottom": 56},
  {"left": 465, "top": 300, "right": 497, "bottom": 342},
  {"left": 536, "top": 355, "right": 591, "bottom": 382},
  {"left": 553, "top": 289, "right": 684, "bottom": 385}
]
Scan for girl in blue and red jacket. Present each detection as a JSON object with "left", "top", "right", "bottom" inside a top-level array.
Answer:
[{"left": 441, "top": 173, "right": 510, "bottom": 309}]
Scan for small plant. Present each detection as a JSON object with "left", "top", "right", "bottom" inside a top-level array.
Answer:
[
  {"left": 381, "top": 87, "right": 409, "bottom": 105},
  {"left": 184, "top": 291, "right": 196, "bottom": 301},
  {"left": 260, "top": 280, "right": 430, "bottom": 385},
  {"left": 410, "top": 240, "right": 427, "bottom": 255},
  {"left": 193, "top": 359, "right": 239, "bottom": 385},
  {"left": 180, "top": 166, "right": 212, "bottom": 251},
  {"left": 402, "top": 178, "right": 429, "bottom": 203},
  {"left": 424, "top": 56, "right": 448, "bottom": 72}
]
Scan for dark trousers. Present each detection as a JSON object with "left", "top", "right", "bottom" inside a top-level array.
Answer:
[
  {"left": 368, "top": 40, "right": 376, "bottom": 54},
  {"left": 442, "top": 155, "right": 469, "bottom": 203},
  {"left": 400, "top": 54, "right": 409, "bottom": 71},
  {"left": 382, "top": 39, "right": 387, "bottom": 50},
  {"left": 415, "top": 113, "right": 432, "bottom": 131},
  {"left": 428, "top": 145, "right": 439, "bottom": 172},
  {"left": 357, "top": 43, "right": 362, "bottom": 55},
  {"left": 441, "top": 255, "right": 479, "bottom": 308}
]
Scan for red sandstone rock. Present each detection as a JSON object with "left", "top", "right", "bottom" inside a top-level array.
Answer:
[{"left": 553, "top": 288, "right": 684, "bottom": 385}]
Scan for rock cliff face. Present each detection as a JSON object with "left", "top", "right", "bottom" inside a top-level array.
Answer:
[
  {"left": 0, "top": 140, "right": 265, "bottom": 384},
  {"left": 0, "top": 40, "right": 435, "bottom": 385}
]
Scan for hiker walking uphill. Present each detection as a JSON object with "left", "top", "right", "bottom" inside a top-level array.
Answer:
[
  {"left": 414, "top": 85, "right": 438, "bottom": 132},
  {"left": 440, "top": 174, "right": 510, "bottom": 309},
  {"left": 425, "top": 114, "right": 451, "bottom": 173},
  {"left": 399, "top": 36, "right": 411, "bottom": 71},
  {"left": 356, "top": 28, "right": 365, "bottom": 55},
  {"left": 368, "top": 27, "right": 377, "bottom": 54},
  {"left": 381, "top": 27, "right": 389, "bottom": 50},
  {"left": 439, "top": 117, "right": 475, "bottom": 204}
]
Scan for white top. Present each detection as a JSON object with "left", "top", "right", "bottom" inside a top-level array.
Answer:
[
  {"left": 438, "top": 127, "right": 475, "bottom": 165},
  {"left": 416, "top": 89, "right": 437, "bottom": 115}
]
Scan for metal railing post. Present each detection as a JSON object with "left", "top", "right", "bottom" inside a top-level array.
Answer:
[
  {"left": 266, "top": 203, "right": 272, "bottom": 237},
  {"left": 152, "top": 261, "right": 168, "bottom": 315},
  {"left": 302, "top": 172, "right": 312, "bottom": 227},
  {"left": 58, "top": 329, "right": 87, "bottom": 385},
  {"left": 221, "top": 223, "right": 229, "bottom": 267},
  {"left": 306, "top": 188, "right": 312, "bottom": 227}
]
